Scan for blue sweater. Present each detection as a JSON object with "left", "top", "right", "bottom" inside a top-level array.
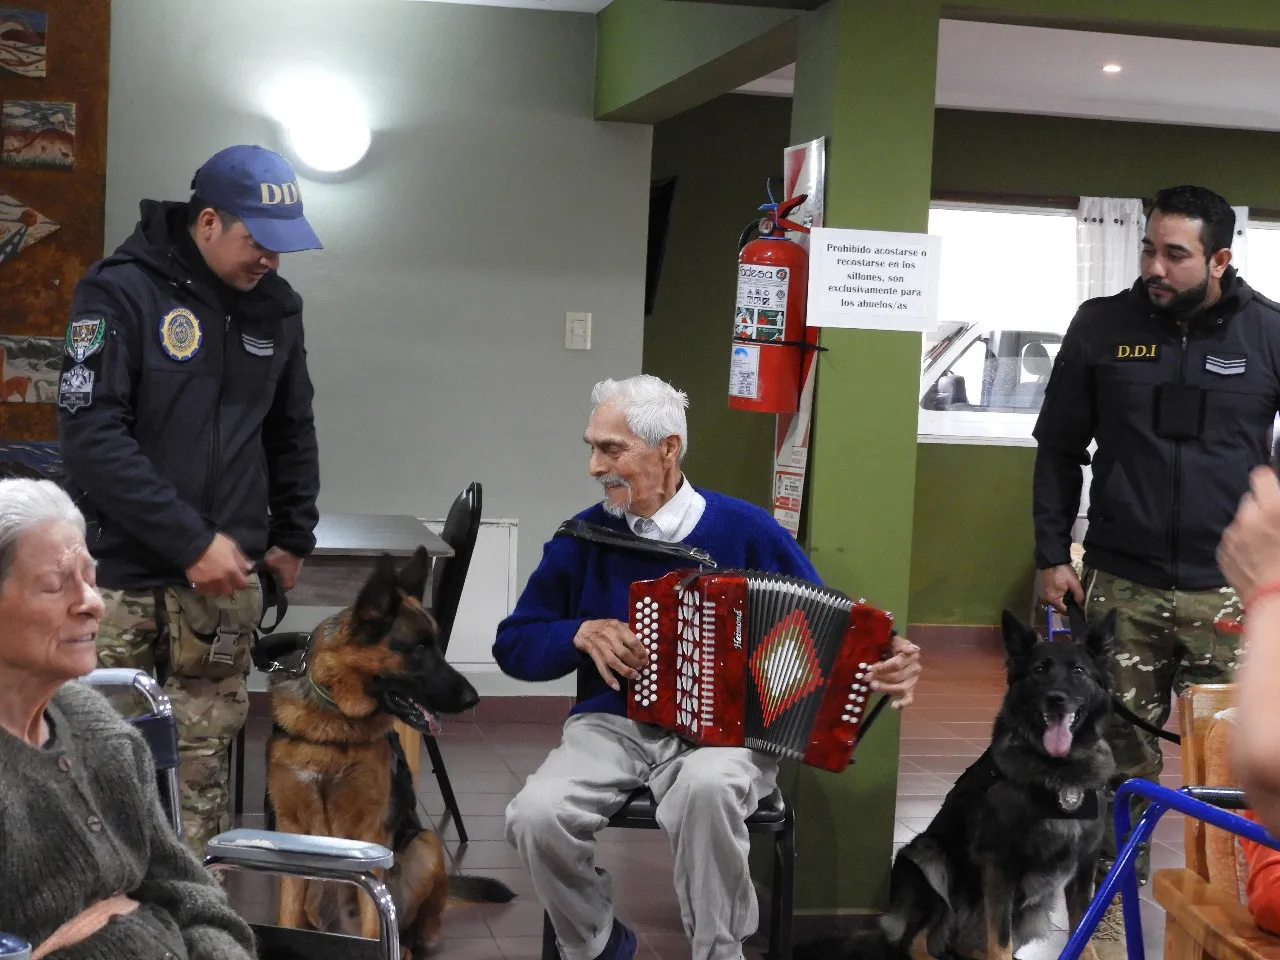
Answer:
[{"left": 492, "top": 489, "right": 821, "bottom": 717}]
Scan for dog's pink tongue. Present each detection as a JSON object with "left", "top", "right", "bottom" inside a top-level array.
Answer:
[
  {"left": 427, "top": 714, "right": 441, "bottom": 737},
  {"left": 1043, "top": 717, "right": 1073, "bottom": 757}
]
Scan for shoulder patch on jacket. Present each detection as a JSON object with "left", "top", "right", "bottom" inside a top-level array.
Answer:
[
  {"left": 65, "top": 315, "right": 106, "bottom": 363},
  {"left": 57, "top": 364, "right": 94, "bottom": 412}
]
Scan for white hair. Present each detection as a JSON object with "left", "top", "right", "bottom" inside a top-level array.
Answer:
[
  {"left": 0, "top": 478, "right": 85, "bottom": 584},
  {"left": 591, "top": 374, "right": 689, "bottom": 461}
]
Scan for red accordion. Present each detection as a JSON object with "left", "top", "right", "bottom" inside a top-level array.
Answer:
[{"left": 626, "top": 569, "right": 894, "bottom": 773}]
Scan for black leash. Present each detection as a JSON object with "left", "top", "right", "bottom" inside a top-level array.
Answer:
[
  {"left": 1061, "top": 593, "right": 1181, "bottom": 746},
  {"left": 254, "top": 563, "right": 289, "bottom": 635}
]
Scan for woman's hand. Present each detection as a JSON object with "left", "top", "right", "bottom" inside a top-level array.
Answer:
[{"left": 1219, "top": 466, "right": 1280, "bottom": 603}]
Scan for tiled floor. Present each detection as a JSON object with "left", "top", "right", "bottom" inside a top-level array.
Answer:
[{"left": 227, "top": 630, "right": 1184, "bottom": 959}]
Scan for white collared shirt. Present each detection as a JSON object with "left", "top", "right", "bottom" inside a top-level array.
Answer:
[{"left": 626, "top": 476, "right": 706, "bottom": 543}]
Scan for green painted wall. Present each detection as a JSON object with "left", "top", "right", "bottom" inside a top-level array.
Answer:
[
  {"left": 790, "top": 0, "right": 940, "bottom": 912},
  {"left": 594, "top": 0, "right": 1280, "bottom": 129},
  {"left": 932, "top": 109, "right": 1280, "bottom": 208},
  {"left": 646, "top": 93, "right": 792, "bottom": 508},
  {"left": 910, "top": 444, "right": 1038, "bottom": 625},
  {"left": 595, "top": 0, "right": 796, "bottom": 121},
  {"left": 945, "top": 0, "right": 1280, "bottom": 41},
  {"left": 645, "top": 104, "right": 1280, "bottom": 628}
]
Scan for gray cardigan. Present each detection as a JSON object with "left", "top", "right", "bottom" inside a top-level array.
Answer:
[{"left": 0, "top": 681, "right": 256, "bottom": 960}]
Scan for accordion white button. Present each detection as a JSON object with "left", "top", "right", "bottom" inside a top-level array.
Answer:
[{"left": 858, "top": 662, "right": 868, "bottom": 670}]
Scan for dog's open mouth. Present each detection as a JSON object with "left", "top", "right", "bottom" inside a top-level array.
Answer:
[
  {"left": 382, "top": 691, "right": 441, "bottom": 736},
  {"left": 1041, "top": 710, "right": 1078, "bottom": 758}
]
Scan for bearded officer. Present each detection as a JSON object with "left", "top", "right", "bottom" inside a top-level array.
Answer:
[
  {"left": 1032, "top": 184, "right": 1280, "bottom": 954},
  {"left": 55, "top": 144, "right": 322, "bottom": 854}
]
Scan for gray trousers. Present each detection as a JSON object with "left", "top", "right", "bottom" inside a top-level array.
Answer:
[{"left": 505, "top": 712, "right": 779, "bottom": 960}]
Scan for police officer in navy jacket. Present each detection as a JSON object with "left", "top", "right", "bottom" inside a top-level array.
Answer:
[{"left": 55, "top": 144, "right": 322, "bottom": 852}]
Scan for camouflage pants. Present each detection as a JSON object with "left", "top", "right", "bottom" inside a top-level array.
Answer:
[
  {"left": 95, "top": 582, "right": 262, "bottom": 857},
  {"left": 1083, "top": 567, "right": 1244, "bottom": 882}
]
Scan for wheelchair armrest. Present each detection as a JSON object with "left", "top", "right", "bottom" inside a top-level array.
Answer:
[{"left": 204, "top": 828, "right": 394, "bottom": 874}]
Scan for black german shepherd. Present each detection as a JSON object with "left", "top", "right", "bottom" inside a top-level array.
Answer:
[
  {"left": 797, "top": 605, "right": 1117, "bottom": 960},
  {"left": 265, "top": 547, "right": 515, "bottom": 955}
]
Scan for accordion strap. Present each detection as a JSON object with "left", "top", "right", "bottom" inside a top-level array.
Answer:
[{"left": 554, "top": 518, "right": 719, "bottom": 570}]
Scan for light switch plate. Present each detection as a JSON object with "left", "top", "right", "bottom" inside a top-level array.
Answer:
[{"left": 565, "top": 312, "right": 592, "bottom": 350}]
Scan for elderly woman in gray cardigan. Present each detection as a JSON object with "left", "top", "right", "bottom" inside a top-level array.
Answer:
[{"left": 0, "top": 478, "right": 256, "bottom": 960}]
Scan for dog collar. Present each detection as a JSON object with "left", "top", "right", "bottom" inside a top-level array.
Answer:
[
  {"left": 308, "top": 673, "right": 341, "bottom": 713},
  {"left": 965, "top": 748, "right": 1101, "bottom": 820},
  {"left": 297, "top": 614, "right": 343, "bottom": 714}
]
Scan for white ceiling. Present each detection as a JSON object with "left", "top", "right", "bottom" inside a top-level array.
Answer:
[{"left": 736, "top": 18, "right": 1280, "bottom": 133}]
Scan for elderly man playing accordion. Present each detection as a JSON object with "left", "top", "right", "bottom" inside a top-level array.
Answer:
[{"left": 494, "top": 374, "right": 922, "bottom": 960}]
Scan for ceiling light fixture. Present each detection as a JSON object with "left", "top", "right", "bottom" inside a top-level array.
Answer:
[{"left": 1102, "top": 63, "right": 1122, "bottom": 74}]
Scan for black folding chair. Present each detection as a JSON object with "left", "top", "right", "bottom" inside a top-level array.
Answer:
[{"left": 425, "top": 481, "right": 483, "bottom": 842}]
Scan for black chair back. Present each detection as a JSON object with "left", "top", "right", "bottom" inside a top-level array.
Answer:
[{"left": 432, "top": 482, "right": 482, "bottom": 654}]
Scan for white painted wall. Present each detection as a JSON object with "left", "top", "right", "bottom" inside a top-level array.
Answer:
[{"left": 105, "top": 0, "right": 651, "bottom": 695}]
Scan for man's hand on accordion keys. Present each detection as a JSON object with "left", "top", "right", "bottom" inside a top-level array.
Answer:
[
  {"left": 573, "top": 618, "right": 649, "bottom": 692},
  {"left": 865, "top": 633, "right": 923, "bottom": 709}
]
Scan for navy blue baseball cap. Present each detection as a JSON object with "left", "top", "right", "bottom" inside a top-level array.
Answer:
[{"left": 190, "top": 145, "right": 322, "bottom": 253}]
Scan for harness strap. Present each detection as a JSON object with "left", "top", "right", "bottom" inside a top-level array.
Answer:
[{"left": 553, "top": 518, "right": 719, "bottom": 569}]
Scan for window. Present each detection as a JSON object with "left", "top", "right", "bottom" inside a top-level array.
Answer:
[
  {"left": 927, "top": 204, "right": 1079, "bottom": 340},
  {"left": 1246, "top": 223, "right": 1280, "bottom": 302},
  {"left": 920, "top": 204, "right": 1077, "bottom": 445},
  {"left": 919, "top": 204, "right": 1280, "bottom": 446}
]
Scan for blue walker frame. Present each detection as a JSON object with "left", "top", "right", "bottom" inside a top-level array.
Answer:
[
  {"left": 1038, "top": 606, "right": 1280, "bottom": 960},
  {"left": 1057, "top": 780, "right": 1280, "bottom": 960}
]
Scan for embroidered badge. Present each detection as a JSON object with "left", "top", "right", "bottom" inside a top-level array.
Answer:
[
  {"left": 57, "top": 364, "right": 94, "bottom": 412},
  {"left": 159, "top": 308, "right": 202, "bottom": 361},
  {"left": 1114, "top": 344, "right": 1159, "bottom": 361},
  {"left": 65, "top": 316, "right": 105, "bottom": 363},
  {"left": 1205, "top": 354, "right": 1246, "bottom": 376},
  {"left": 241, "top": 333, "right": 274, "bottom": 357}
]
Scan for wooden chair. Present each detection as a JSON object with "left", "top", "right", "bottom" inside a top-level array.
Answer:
[{"left": 1152, "top": 683, "right": 1280, "bottom": 960}]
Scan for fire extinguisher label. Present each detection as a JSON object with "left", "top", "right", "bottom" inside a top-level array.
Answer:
[
  {"left": 729, "top": 343, "right": 761, "bottom": 399},
  {"left": 735, "top": 265, "right": 788, "bottom": 342}
]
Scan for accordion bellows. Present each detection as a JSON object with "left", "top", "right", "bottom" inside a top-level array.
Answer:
[{"left": 627, "top": 569, "right": 895, "bottom": 772}]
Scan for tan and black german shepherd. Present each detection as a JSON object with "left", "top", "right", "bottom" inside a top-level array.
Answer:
[{"left": 265, "top": 546, "right": 515, "bottom": 956}]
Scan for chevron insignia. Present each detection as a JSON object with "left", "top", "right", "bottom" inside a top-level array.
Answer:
[
  {"left": 1204, "top": 355, "right": 1246, "bottom": 376},
  {"left": 241, "top": 334, "right": 274, "bottom": 357}
]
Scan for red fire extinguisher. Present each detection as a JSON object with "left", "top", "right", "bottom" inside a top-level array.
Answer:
[{"left": 728, "top": 184, "right": 818, "bottom": 414}]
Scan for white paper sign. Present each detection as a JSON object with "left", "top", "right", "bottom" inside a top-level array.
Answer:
[{"left": 806, "top": 227, "right": 941, "bottom": 332}]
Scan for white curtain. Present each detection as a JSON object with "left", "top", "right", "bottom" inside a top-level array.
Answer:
[
  {"left": 1076, "top": 197, "right": 1146, "bottom": 304},
  {"left": 1231, "top": 205, "right": 1250, "bottom": 281}
]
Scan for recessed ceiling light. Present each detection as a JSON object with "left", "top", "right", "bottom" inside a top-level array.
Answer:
[{"left": 1102, "top": 63, "right": 1122, "bottom": 74}]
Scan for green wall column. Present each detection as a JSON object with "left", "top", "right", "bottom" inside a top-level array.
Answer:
[{"left": 784, "top": 0, "right": 941, "bottom": 914}]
